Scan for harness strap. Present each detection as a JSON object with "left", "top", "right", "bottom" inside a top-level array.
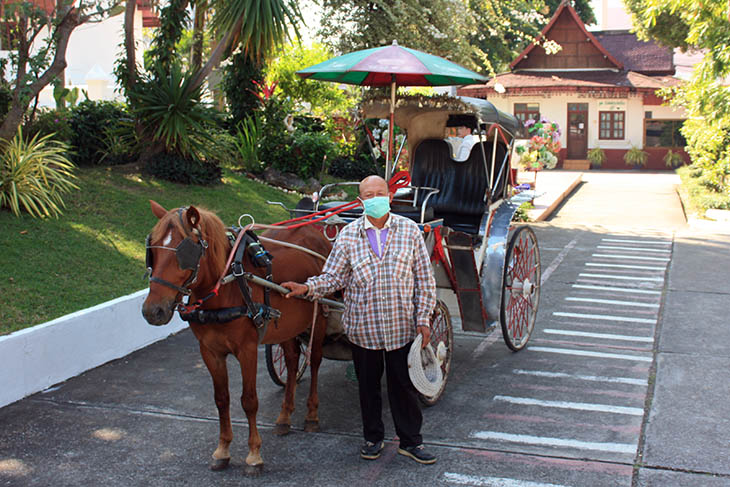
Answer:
[{"left": 150, "top": 276, "right": 192, "bottom": 296}]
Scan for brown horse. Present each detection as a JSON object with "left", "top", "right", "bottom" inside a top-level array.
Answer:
[{"left": 141, "top": 200, "right": 332, "bottom": 474}]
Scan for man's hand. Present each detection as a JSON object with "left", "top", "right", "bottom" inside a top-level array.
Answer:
[
  {"left": 280, "top": 281, "right": 308, "bottom": 298},
  {"left": 416, "top": 325, "right": 431, "bottom": 348}
]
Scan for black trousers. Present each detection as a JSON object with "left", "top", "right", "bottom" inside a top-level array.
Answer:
[{"left": 351, "top": 341, "right": 423, "bottom": 448}]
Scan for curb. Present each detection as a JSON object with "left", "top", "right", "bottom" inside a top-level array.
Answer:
[
  {"left": 533, "top": 173, "right": 583, "bottom": 222},
  {"left": 0, "top": 289, "right": 187, "bottom": 409}
]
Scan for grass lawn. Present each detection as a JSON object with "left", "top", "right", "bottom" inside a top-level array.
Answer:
[
  {"left": 0, "top": 167, "right": 301, "bottom": 335},
  {"left": 676, "top": 165, "right": 730, "bottom": 218}
]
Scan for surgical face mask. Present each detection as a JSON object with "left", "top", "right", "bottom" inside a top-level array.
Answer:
[{"left": 360, "top": 196, "right": 390, "bottom": 218}]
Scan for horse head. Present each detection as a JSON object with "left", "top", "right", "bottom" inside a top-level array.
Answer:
[{"left": 142, "top": 200, "right": 228, "bottom": 325}]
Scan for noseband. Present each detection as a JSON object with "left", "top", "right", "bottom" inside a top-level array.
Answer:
[{"left": 145, "top": 207, "right": 208, "bottom": 298}]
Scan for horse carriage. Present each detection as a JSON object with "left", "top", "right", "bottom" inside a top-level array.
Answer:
[
  {"left": 141, "top": 94, "right": 540, "bottom": 473},
  {"left": 264, "top": 95, "right": 541, "bottom": 405}
]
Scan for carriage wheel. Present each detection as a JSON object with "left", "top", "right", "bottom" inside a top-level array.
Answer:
[
  {"left": 419, "top": 299, "right": 453, "bottom": 407},
  {"left": 265, "top": 341, "right": 308, "bottom": 387},
  {"left": 500, "top": 225, "right": 541, "bottom": 351}
]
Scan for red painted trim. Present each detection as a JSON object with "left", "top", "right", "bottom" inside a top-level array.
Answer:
[{"left": 510, "top": 3, "right": 623, "bottom": 71}]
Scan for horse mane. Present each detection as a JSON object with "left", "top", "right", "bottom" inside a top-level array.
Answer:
[{"left": 151, "top": 206, "right": 229, "bottom": 275}]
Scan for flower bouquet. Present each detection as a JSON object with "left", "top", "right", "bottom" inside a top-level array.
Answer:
[{"left": 516, "top": 118, "right": 561, "bottom": 171}]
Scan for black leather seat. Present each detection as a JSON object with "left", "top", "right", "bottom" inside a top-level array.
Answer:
[{"left": 410, "top": 139, "right": 494, "bottom": 234}]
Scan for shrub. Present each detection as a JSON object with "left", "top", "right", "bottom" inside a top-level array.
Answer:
[
  {"left": 145, "top": 151, "right": 222, "bottom": 185},
  {"left": 232, "top": 116, "right": 262, "bottom": 173},
  {"left": 278, "top": 131, "right": 338, "bottom": 179},
  {"left": 623, "top": 146, "right": 648, "bottom": 167},
  {"left": 23, "top": 109, "right": 74, "bottom": 143},
  {"left": 258, "top": 97, "right": 294, "bottom": 169},
  {"left": 69, "top": 100, "right": 132, "bottom": 166},
  {"left": 0, "top": 128, "right": 78, "bottom": 218},
  {"left": 206, "top": 129, "right": 240, "bottom": 168}
]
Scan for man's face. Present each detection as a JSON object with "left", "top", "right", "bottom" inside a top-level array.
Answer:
[{"left": 359, "top": 177, "right": 391, "bottom": 202}]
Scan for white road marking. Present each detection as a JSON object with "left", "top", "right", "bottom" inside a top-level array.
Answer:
[
  {"left": 597, "top": 245, "right": 671, "bottom": 253},
  {"left": 530, "top": 346, "right": 653, "bottom": 362},
  {"left": 541, "top": 238, "right": 577, "bottom": 285},
  {"left": 572, "top": 284, "right": 661, "bottom": 295},
  {"left": 471, "top": 332, "right": 501, "bottom": 360},
  {"left": 593, "top": 253, "right": 670, "bottom": 262},
  {"left": 512, "top": 369, "right": 647, "bottom": 386},
  {"left": 585, "top": 262, "right": 665, "bottom": 271},
  {"left": 443, "top": 473, "right": 572, "bottom": 487},
  {"left": 553, "top": 312, "right": 656, "bottom": 324},
  {"left": 579, "top": 273, "right": 664, "bottom": 282},
  {"left": 469, "top": 431, "right": 637, "bottom": 454},
  {"left": 602, "top": 238, "right": 671, "bottom": 245},
  {"left": 543, "top": 329, "right": 654, "bottom": 342},
  {"left": 566, "top": 297, "right": 659, "bottom": 308},
  {"left": 493, "top": 395, "right": 644, "bottom": 415}
]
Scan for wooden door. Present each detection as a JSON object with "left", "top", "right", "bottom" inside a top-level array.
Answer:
[{"left": 567, "top": 103, "right": 588, "bottom": 159}]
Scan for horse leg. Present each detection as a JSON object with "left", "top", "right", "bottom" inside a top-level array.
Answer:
[
  {"left": 304, "top": 315, "right": 326, "bottom": 432},
  {"left": 199, "top": 346, "right": 233, "bottom": 471},
  {"left": 274, "top": 339, "right": 301, "bottom": 436},
  {"left": 238, "top": 342, "right": 264, "bottom": 475}
]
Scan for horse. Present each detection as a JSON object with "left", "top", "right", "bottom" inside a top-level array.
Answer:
[{"left": 141, "top": 200, "right": 332, "bottom": 474}]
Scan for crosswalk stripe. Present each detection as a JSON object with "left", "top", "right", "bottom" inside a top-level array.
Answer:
[
  {"left": 593, "top": 253, "right": 670, "bottom": 262},
  {"left": 579, "top": 273, "right": 664, "bottom": 282},
  {"left": 512, "top": 369, "right": 647, "bottom": 386},
  {"left": 493, "top": 395, "right": 644, "bottom": 415},
  {"left": 602, "top": 238, "right": 671, "bottom": 245},
  {"left": 585, "top": 262, "right": 665, "bottom": 271},
  {"left": 469, "top": 431, "right": 637, "bottom": 454},
  {"left": 597, "top": 245, "right": 671, "bottom": 253},
  {"left": 443, "top": 473, "right": 572, "bottom": 487},
  {"left": 553, "top": 311, "right": 656, "bottom": 324},
  {"left": 530, "top": 346, "right": 653, "bottom": 362},
  {"left": 566, "top": 297, "right": 659, "bottom": 308},
  {"left": 543, "top": 329, "right": 654, "bottom": 342},
  {"left": 572, "top": 284, "right": 661, "bottom": 295}
]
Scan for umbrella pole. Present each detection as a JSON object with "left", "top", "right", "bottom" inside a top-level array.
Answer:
[{"left": 387, "top": 78, "right": 396, "bottom": 179}]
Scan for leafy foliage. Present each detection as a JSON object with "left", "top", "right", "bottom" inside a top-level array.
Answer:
[
  {"left": 0, "top": 129, "right": 78, "bottom": 218},
  {"left": 232, "top": 116, "right": 263, "bottom": 173},
  {"left": 266, "top": 42, "right": 359, "bottom": 116},
  {"left": 23, "top": 109, "right": 73, "bottom": 144},
  {"left": 664, "top": 150, "right": 685, "bottom": 169},
  {"left": 130, "top": 63, "right": 215, "bottom": 159},
  {"left": 279, "top": 131, "right": 338, "bottom": 179},
  {"left": 222, "top": 49, "right": 264, "bottom": 127},
  {"left": 145, "top": 152, "right": 222, "bottom": 185},
  {"left": 587, "top": 147, "right": 606, "bottom": 168},
  {"left": 69, "top": 100, "right": 133, "bottom": 166},
  {"left": 626, "top": 0, "right": 730, "bottom": 195}
]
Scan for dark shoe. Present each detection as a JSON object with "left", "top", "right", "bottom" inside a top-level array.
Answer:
[
  {"left": 360, "top": 440, "right": 385, "bottom": 460},
  {"left": 398, "top": 444, "right": 436, "bottom": 464}
]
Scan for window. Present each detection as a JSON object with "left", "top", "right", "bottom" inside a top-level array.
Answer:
[
  {"left": 645, "top": 120, "right": 686, "bottom": 148},
  {"left": 514, "top": 103, "right": 540, "bottom": 124},
  {"left": 599, "top": 111, "right": 625, "bottom": 140}
]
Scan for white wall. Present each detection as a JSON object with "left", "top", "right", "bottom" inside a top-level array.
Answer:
[{"left": 0, "top": 289, "right": 187, "bottom": 409}]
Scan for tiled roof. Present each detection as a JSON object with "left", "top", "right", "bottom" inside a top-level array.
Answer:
[
  {"left": 457, "top": 70, "right": 680, "bottom": 96},
  {"left": 594, "top": 30, "right": 674, "bottom": 74}
]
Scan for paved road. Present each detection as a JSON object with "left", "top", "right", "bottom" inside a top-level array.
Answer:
[{"left": 2, "top": 172, "right": 729, "bottom": 486}]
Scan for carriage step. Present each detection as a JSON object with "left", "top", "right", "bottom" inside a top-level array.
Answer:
[{"left": 446, "top": 231, "right": 488, "bottom": 333}]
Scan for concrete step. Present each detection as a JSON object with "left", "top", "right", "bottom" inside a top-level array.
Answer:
[{"left": 563, "top": 159, "right": 590, "bottom": 170}]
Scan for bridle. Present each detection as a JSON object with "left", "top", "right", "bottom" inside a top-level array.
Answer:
[{"left": 145, "top": 207, "right": 208, "bottom": 299}]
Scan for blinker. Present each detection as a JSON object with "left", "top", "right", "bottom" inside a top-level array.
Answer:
[{"left": 176, "top": 237, "right": 204, "bottom": 270}]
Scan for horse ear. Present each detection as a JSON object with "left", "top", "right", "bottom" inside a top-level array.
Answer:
[
  {"left": 150, "top": 200, "right": 167, "bottom": 219},
  {"left": 187, "top": 206, "right": 201, "bottom": 229}
]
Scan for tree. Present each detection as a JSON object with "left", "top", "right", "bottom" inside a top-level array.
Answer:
[
  {"left": 625, "top": 0, "right": 730, "bottom": 194},
  {"left": 266, "top": 42, "right": 358, "bottom": 117},
  {"left": 0, "top": 0, "right": 123, "bottom": 141},
  {"left": 544, "top": 0, "right": 596, "bottom": 25}
]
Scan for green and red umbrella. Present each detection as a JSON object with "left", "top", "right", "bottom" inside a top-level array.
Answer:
[{"left": 297, "top": 41, "right": 487, "bottom": 177}]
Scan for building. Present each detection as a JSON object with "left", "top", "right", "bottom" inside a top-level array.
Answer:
[{"left": 458, "top": 2, "right": 688, "bottom": 170}]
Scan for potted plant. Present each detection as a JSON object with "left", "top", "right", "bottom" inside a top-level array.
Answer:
[
  {"left": 587, "top": 147, "right": 605, "bottom": 170},
  {"left": 664, "top": 150, "right": 685, "bottom": 169},
  {"left": 623, "top": 146, "right": 648, "bottom": 169}
]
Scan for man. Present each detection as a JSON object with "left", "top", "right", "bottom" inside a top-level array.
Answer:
[{"left": 281, "top": 175, "right": 438, "bottom": 465}]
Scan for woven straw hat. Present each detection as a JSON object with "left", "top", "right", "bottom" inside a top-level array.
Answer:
[{"left": 408, "top": 334, "right": 447, "bottom": 398}]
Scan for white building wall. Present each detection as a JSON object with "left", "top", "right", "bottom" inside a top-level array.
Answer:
[{"left": 488, "top": 92, "right": 687, "bottom": 150}]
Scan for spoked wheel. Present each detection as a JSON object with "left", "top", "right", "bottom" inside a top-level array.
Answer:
[
  {"left": 419, "top": 299, "right": 454, "bottom": 407},
  {"left": 500, "top": 225, "right": 541, "bottom": 351},
  {"left": 265, "top": 340, "right": 308, "bottom": 387}
]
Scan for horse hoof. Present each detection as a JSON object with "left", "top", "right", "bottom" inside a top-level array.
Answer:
[
  {"left": 304, "top": 420, "right": 320, "bottom": 433},
  {"left": 245, "top": 463, "right": 264, "bottom": 476},
  {"left": 274, "top": 423, "right": 291, "bottom": 436},
  {"left": 209, "top": 458, "right": 230, "bottom": 471}
]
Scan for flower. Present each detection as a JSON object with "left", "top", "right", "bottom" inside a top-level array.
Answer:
[{"left": 515, "top": 118, "right": 561, "bottom": 171}]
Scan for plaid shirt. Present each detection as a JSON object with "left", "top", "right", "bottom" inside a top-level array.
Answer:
[{"left": 305, "top": 214, "right": 437, "bottom": 351}]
